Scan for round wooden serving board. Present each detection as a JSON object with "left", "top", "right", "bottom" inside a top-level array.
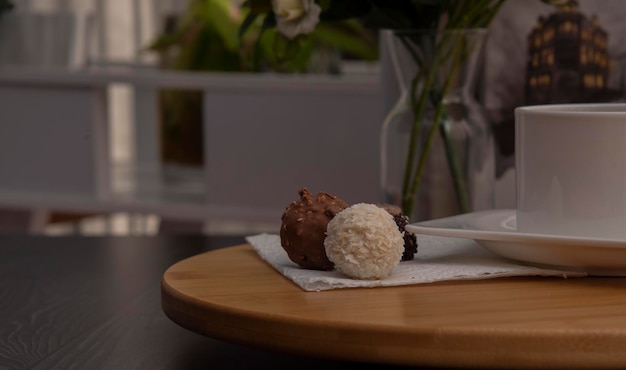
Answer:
[{"left": 162, "top": 244, "right": 626, "bottom": 369}]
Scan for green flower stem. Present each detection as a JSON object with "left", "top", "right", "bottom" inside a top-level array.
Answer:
[
  {"left": 401, "top": 32, "right": 472, "bottom": 219},
  {"left": 402, "top": 69, "right": 432, "bottom": 198},
  {"left": 395, "top": 35, "right": 429, "bottom": 201},
  {"left": 439, "top": 122, "right": 470, "bottom": 213},
  {"left": 400, "top": 45, "right": 445, "bottom": 219},
  {"left": 402, "top": 90, "right": 445, "bottom": 218},
  {"left": 438, "top": 43, "right": 472, "bottom": 214}
]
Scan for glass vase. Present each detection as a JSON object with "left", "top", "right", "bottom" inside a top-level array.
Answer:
[{"left": 380, "top": 29, "right": 495, "bottom": 222}]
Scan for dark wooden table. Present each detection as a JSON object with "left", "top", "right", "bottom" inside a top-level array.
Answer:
[{"left": 0, "top": 236, "right": 418, "bottom": 370}]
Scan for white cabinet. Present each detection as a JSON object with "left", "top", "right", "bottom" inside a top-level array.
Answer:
[{"left": 0, "top": 67, "right": 382, "bottom": 229}]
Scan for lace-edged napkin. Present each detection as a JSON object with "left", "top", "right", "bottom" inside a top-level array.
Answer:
[{"left": 246, "top": 233, "right": 586, "bottom": 292}]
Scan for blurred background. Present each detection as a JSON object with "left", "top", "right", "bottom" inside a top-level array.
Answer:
[
  {"left": 6, "top": 0, "right": 618, "bottom": 235},
  {"left": 0, "top": 0, "right": 384, "bottom": 236}
]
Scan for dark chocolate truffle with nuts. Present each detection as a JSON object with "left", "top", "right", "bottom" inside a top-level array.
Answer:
[
  {"left": 280, "top": 188, "right": 348, "bottom": 270},
  {"left": 377, "top": 203, "right": 418, "bottom": 261}
]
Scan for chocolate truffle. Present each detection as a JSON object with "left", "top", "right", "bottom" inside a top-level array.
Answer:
[
  {"left": 324, "top": 203, "right": 404, "bottom": 280},
  {"left": 280, "top": 188, "right": 348, "bottom": 270},
  {"left": 377, "top": 203, "right": 418, "bottom": 261}
]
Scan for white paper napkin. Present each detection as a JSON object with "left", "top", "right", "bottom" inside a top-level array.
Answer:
[{"left": 246, "top": 233, "right": 587, "bottom": 292}]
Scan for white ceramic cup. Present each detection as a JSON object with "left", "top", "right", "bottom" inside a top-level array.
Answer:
[{"left": 515, "top": 103, "right": 626, "bottom": 239}]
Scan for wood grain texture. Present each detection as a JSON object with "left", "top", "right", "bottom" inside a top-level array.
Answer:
[
  {"left": 0, "top": 236, "right": 424, "bottom": 370},
  {"left": 162, "top": 244, "right": 626, "bottom": 369},
  {"left": 0, "top": 236, "right": 228, "bottom": 369}
]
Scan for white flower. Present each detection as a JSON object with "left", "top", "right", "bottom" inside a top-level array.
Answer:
[{"left": 271, "top": 0, "right": 321, "bottom": 40}]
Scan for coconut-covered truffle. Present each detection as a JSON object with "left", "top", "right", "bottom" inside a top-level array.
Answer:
[
  {"left": 377, "top": 203, "right": 418, "bottom": 261},
  {"left": 280, "top": 188, "right": 348, "bottom": 270},
  {"left": 324, "top": 203, "right": 404, "bottom": 280}
]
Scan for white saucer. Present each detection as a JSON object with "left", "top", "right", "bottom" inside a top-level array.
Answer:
[{"left": 405, "top": 209, "right": 626, "bottom": 276}]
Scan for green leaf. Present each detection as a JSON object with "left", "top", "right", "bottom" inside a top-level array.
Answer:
[
  {"left": 199, "top": 0, "right": 239, "bottom": 51},
  {"left": 312, "top": 21, "right": 378, "bottom": 61},
  {"left": 273, "top": 33, "right": 305, "bottom": 63},
  {"left": 147, "top": 34, "right": 179, "bottom": 52},
  {"left": 239, "top": 12, "right": 258, "bottom": 40},
  {"left": 285, "top": 38, "right": 316, "bottom": 72},
  {"left": 261, "top": 11, "right": 277, "bottom": 28},
  {"left": 145, "top": 5, "right": 198, "bottom": 52},
  {"left": 253, "top": 29, "right": 314, "bottom": 72}
]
